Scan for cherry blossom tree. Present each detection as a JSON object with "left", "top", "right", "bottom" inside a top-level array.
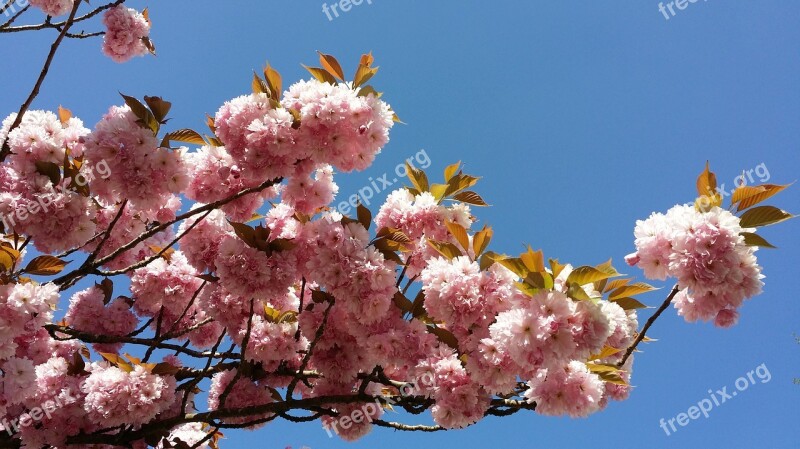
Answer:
[{"left": 0, "top": 2, "right": 795, "bottom": 448}]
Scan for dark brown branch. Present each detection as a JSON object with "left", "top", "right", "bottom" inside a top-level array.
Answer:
[
  {"left": 617, "top": 284, "right": 680, "bottom": 367},
  {"left": 0, "top": 0, "right": 81, "bottom": 162}
]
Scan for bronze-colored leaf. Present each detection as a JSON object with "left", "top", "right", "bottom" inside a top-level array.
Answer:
[
  {"left": 741, "top": 232, "right": 777, "bottom": 249},
  {"left": 317, "top": 52, "right": 345, "bottom": 80},
  {"left": 445, "top": 221, "right": 470, "bottom": 252},
  {"left": 357, "top": 202, "right": 372, "bottom": 230},
  {"left": 302, "top": 65, "right": 337, "bottom": 84},
  {"left": 264, "top": 63, "right": 282, "bottom": 100},
  {"left": 733, "top": 183, "right": 792, "bottom": 212},
  {"left": 427, "top": 240, "right": 463, "bottom": 260},
  {"left": 161, "top": 128, "right": 206, "bottom": 147},
  {"left": 23, "top": 255, "right": 68, "bottom": 276},
  {"left": 472, "top": 226, "right": 493, "bottom": 257},
  {"left": 696, "top": 161, "right": 717, "bottom": 198},
  {"left": 453, "top": 190, "right": 488, "bottom": 206},
  {"left": 144, "top": 96, "right": 172, "bottom": 124},
  {"left": 739, "top": 206, "right": 794, "bottom": 228},
  {"left": 35, "top": 161, "right": 61, "bottom": 186},
  {"left": 57, "top": 105, "right": 72, "bottom": 125}
]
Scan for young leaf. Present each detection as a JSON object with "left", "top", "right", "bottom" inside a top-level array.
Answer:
[
  {"left": 405, "top": 162, "right": 429, "bottom": 192},
  {"left": 302, "top": 65, "right": 338, "bottom": 84},
  {"left": 357, "top": 202, "right": 372, "bottom": 230},
  {"left": 120, "top": 93, "right": 158, "bottom": 134},
  {"left": 143, "top": 96, "right": 172, "bottom": 124},
  {"left": 23, "top": 255, "right": 68, "bottom": 275},
  {"left": 161, "top": 128, "right": 206, "bottom": 147},
  {"left": 741, "top": 232, "right": 777, "bottom": 249},
  {"left": 611, "top": 297, "right": 649, "bottom": 310},
  {"left": 732, "top": 183, "right": 793, "bottom": 211},
  {"left": 392, "top": 291, "right": 413, "bottom": 314},
  {"left": 696, "top": 161, "right": 718, "bottom": 197},
  {"left": 444, "top": 161, "right": 461, "bottom": 182},
  {"left": 445, "top": 221, "right": 470, "bottom": 252},
  {"left": 264, "top": 63, "right": 282, "bottom": 100},
  {"left": 739, "top": 206, "right": 794, "bottom": 228},
  {"left": 57, "top": 105, "right": 72, "bottom": 125},
  {"left": 427, "top": 325, "right": 460, "bottom": 351},
  {"left": 427, "top": 240, "right": 463, "bottom": 260},
  {"left": 453, "top": 191, "right": 488, "bottom": 206},
  {"left": 252, "top": 72, "right": 269, "bottom": 95},
  {"left": 35, "top": 161, "right": 61, "bottom": 186},
  {"left": 607, "top": 282, "right": 657, "bottom": 300},
  {"left": 317, "top": 52, "right": 345, "bottom": 80},
  {"left": 472, "top": 226, "right": 493, "bottom": 257},
  {"left": 567, "top": 264, "right": 621, "bottom": 286},
  {"left": 520, "top": 247, "right": 545, "bottom": 273}
]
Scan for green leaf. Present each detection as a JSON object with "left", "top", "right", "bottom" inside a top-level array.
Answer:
[{"left": 739, "top": 206, "right": 794, "bottom": 228}]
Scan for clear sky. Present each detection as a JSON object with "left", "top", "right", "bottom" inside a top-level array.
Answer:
[{"left": 2, "top": 1, "right": 799, "bottom": 448}]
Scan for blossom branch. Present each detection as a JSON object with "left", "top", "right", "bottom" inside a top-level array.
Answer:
[{"left": 617, "top": 284, "right": 680, "bottom": 367}]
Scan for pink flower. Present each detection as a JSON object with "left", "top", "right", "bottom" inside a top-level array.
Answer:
[
  {"left": 102, "top": 6, "right": 152, "bottom": 63},
  {"left": 82, "top": 364, "right": 176, "bottom": 428},
  {"left": 28, "top": 0, "right": 73, "bottom": 17}
]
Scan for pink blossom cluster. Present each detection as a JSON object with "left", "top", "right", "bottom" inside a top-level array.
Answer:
[
  {"left": 207, "top": 370, "right": 274, "bottom": 428},
  {"left": 84, "top": 105, "right": 189, "bottom": 212},
  {"left": 415, "top": 347, "right": 490, "bottom": 429},
  {"left": 81, "top": 363, "right": 176, "bottom": 428},
  {"left": 0, "top": 111, "right": 98, "bottom": 253},
  {"left": 65, "top": 286, "right": 138, "bottom": 353},
  {"left": 28, "top": 0, "right": 73, "bottom": 17},
  {"left": 625, "top": 205, "right": 764, "bottom": 327},
  {"left": 376, "top": 189, "right": 472, "bottom": 277},
  {"left": 102, "top": 6, "right": 151, "bottom": 63},
  {"left": 0, "top": 282, "right": 59, "bottom": 361},
  {"left": 130, "top": 251, "right": 224, "bottom": 348}
]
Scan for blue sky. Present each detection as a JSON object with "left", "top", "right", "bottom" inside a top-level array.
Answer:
[{"left": 2, "top": 1, "right": 799, "bottom": 448}]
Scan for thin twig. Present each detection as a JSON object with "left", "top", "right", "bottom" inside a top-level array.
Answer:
[{"left": 617, "top": 284, "right": 680, "bottom": 367}]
